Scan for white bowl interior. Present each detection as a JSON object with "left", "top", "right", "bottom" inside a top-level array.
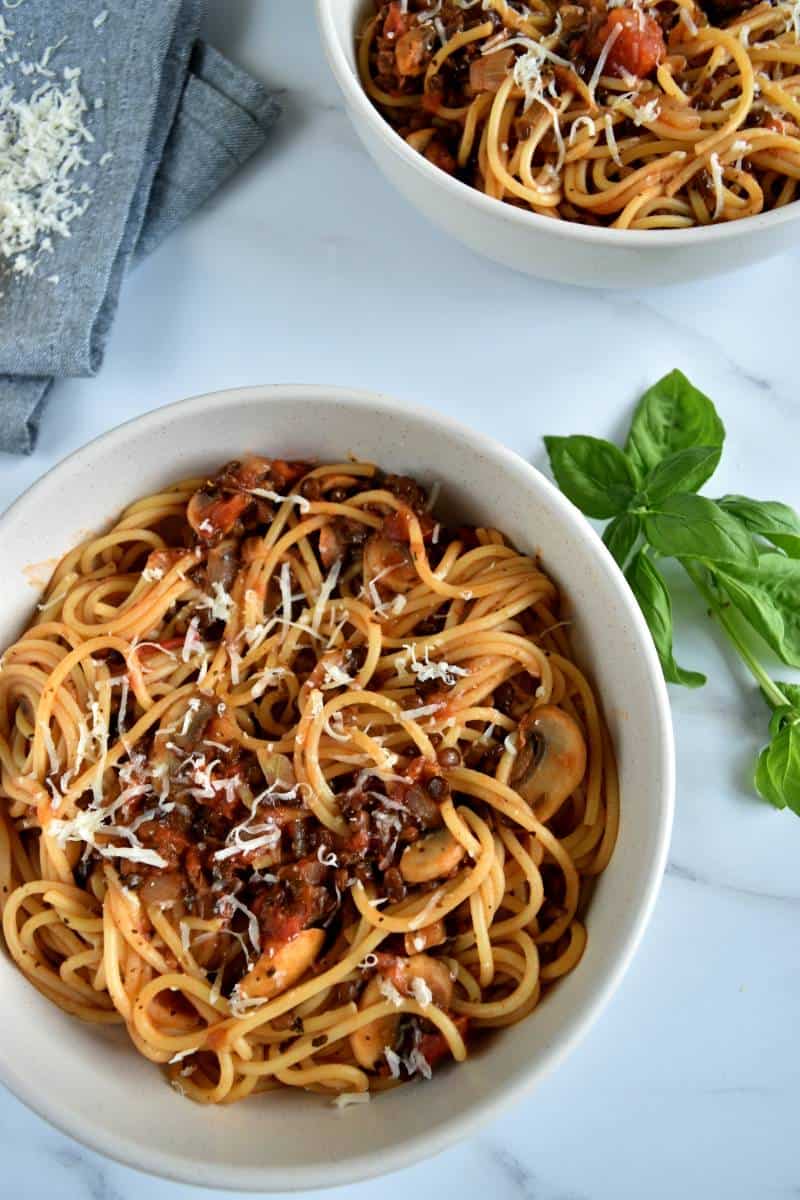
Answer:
[{"left": 0, "top": 386, "right": 673, "bottom": 1191}]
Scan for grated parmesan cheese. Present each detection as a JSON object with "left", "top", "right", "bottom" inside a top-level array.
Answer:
[
  {"left": 405, "top": 1046, "right": 433, "bottom": 1080},
  {"left": 604, "top": 114, "right": 623, "bottom": 167},
  {"left": 568, "top": 115, "right": 597, "bottom": 145},
  {"left": 228, "top": 984, "right": 269, "bottom": 1017},
  {"left": 250, "top": 665, "right": 287, "bottom": 700},
  {"left": 168, "top": 1046, "right": 198, "bottom": 1064},
  {"left": 217, "top": 894, "right": 261, "bottom": 957},
  {"left": 199, "top": 580, "right": 236, "bottom": 624},
  {"left": 331, "top": 1092, "right": 370, "bottom": 1109},
  {"left": 0, "top": 16, "right": 102, "bottom": 278},
  {"left": 320, "top": 661, "right": 354, "bottom": 690},
  {"left": 409, "top": 976, "right": 433, "bottom": 1008},
  {"left": 178, "top": 697, "right": 202, "bottom": 736},
  {"left": 317, "top": 845, "right": 339, "bottom": 868},
  {"left": 401, "top": 701, "right": 444, "bottom": 721},
  {"left": 249, "top": 488, "right": 311, "bottom": 514},
  {"left": 708, "top": 151, "right": 725, "bottom": 220},
  {"left": 400, "top": 643, "right": 468, "bottom": 687},
  {"left": 47, "top": 794, "right": 168, "bottom": 870},
  {"left": 311, "top": 557, "right": 341, "bottom": 634},
  {"left": 378, "top": 976, "right": 406, "bottom": 1007},
  {"left": 587, "top": 23, "right": 622, "bottom": 103},
  {"left": 384, "top": 1047, "right": 402, "bottom": 1079}
]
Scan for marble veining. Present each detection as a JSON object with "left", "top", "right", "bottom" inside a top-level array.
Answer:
[
  {"left": 0, "top": 2, "right": 798, "bottom": 1198},
  {"left": 666, "top": 860, "right": 800, "bottom": 905}
]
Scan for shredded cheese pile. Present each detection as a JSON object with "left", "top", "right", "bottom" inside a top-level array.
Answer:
[{"left": 0, "top": 12, "right": 101, "bottom": 279}]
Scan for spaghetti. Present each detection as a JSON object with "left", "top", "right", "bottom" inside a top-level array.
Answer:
[
  {"left": 359, "top": 0, "right": 800, "bottom": 228},
  {"left": 0, "top": 456, "right": 618, "bottom": 1104}
]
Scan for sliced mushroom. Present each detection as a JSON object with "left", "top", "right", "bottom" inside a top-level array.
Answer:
[
  {"left": 394, "top": 954, "right": 453, "bottom": 1008},
  {"left": 404, "top": 920, "right": 447, "bottom": 956},
  {"left": 350, "top": 953, "right": 453, "bottom": 1070},
  {"left": 350, "top": 976, "right": 401, "bottom": 1069},
  {"left": 510, "top": 704, "right": 587, "bottom": 817},
  {"left": 399, "top": 829, "right": 465, "bottom": 884},
  {"left": 238, "top": 928, "right": 324, "bottom": 1000}
]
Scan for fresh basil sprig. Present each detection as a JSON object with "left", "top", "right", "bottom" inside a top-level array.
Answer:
[{"left": 544, "top": 368, "right": 800, "bottom": 817}]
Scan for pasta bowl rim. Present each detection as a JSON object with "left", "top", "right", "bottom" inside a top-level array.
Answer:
[
  {"left": 0, "top": 383, "right": 675, "bottom": 1192},
  {"left": 316, "top": 0, "right": 800, "bottom": 250}
]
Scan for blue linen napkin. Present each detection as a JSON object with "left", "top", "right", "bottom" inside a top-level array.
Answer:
[{"left": 0, "top": 1, "right": 281, "bottom": 455}]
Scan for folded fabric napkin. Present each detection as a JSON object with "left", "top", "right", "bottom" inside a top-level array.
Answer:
[{"left": 0, "top": 0, "right": 281, "bottom": 455}]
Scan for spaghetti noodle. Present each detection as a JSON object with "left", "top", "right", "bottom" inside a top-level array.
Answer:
[
  {"left": 0, "top": 456, "right": 618, "bottom": 1104},
  {"left": 359, "top": 0, "right": 800, "bottom": 228}
]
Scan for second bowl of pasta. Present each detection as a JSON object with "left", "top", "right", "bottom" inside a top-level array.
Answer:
[{"left": 317, "top": 0, "right": 800, "bottom": 286}]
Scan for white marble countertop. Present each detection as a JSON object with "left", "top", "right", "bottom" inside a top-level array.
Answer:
[{"left": 1, "top": 2, "right": 799, "bottom": 1198}]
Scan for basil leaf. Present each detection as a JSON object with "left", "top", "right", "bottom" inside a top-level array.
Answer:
[
  {"left": 543, "top": 435, "right": 638, "bottom": 519},
  {"left": 644, "top": 493, "right": 758, "bottom": 567},
  {"left": 716, "top": 552, "right": 800, "bottom": 668},
  {"left": 603, "top": 512, "right": 641, "bottom": 570},
  {"left": 626, "top": 550, "right": 706, "bottom": 688},
  {"left": 754, "top": 720, "right": 800, "bottom": 815},
  {"left": 717, "top": 495, "right": 800, "bottom": 558},
  {"left": 643, "top": 445, "right": 722, "bottom": 505},
  {"left": 625, "top": 370, "right": 725, "bottom": 477}
]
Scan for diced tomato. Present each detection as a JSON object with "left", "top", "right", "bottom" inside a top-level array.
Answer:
[
  {"left": 187, "top": 490, "right": 250, "bottom": 541},
  {"left": 383, "top": 1, "right": 411, "bottom": 40},
  {"left": 396, "top": 27, "right": 433, "bottom": 77},
  {"left": 590, "top": 8, "right": 664, "bottom": 80}
]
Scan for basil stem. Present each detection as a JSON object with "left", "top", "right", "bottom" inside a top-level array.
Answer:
[{"left": 680, "top": 560, "right": 790, "bottom": 711}]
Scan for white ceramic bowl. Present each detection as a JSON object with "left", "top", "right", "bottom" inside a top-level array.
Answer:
[
  {"left": 316, "top": 0, "right": 800, "bottom": 287},
  {"left": 0, "top": 385, "right": 674, "bottom": 1191}
]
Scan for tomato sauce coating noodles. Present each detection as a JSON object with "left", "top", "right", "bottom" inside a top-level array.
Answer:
[
  {"left": 0, "top": 457, "right": 618, "bottom": 1103},
  {"left": 360, "top": 0, "right": 800, "bottom": 229}
]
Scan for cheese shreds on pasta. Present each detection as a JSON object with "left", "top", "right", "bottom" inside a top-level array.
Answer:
[
  {"left": 0, "top": 452, "right": 618, "bottom": 1106},
  {"left": 359, "top": 0, "right": 800, "bottom": 229}
]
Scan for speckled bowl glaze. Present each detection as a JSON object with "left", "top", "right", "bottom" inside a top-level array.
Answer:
[
  {"left": 0, "top": 385, "right": 674, "bottom": 1191},
  {"left": 316, "top": 0, "right": 800, "bottom": 287}
]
